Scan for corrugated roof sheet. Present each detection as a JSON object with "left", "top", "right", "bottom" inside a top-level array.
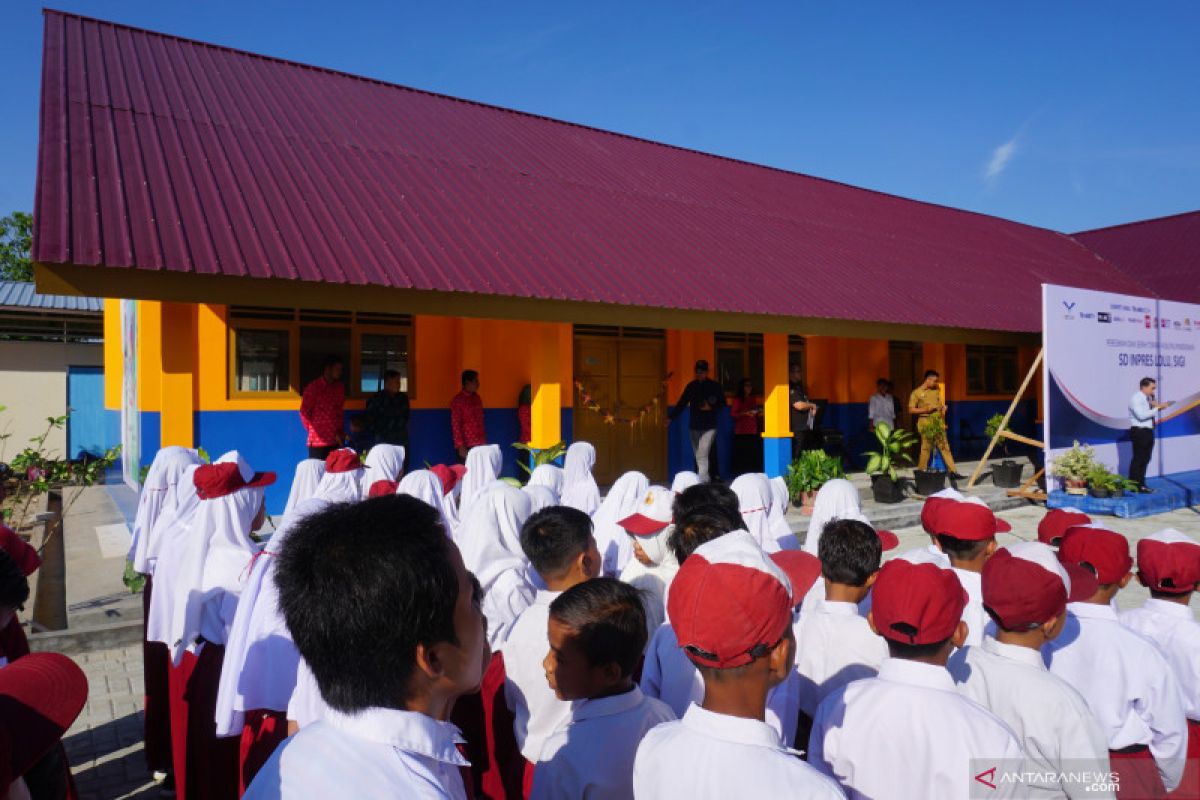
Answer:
[
  {"left": 32, "top": 10, "right": 1153, "bottom": 333},
  {"left": 1072, "top": 211, "right": 1200, "bottom": 305},
  {"left": 0, "top": 280, "right": 102, "bottom": 312}
]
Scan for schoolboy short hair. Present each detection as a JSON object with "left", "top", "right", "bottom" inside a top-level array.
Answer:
[
  {"left": 818, "top": 519, "right": 882, "bottom": 586},
  {"left": 885, "top": 625, "right": 954, "bottom": 660},
  {"left": 520, "top": 506, "right": 593, "bottom": 580},
  {"left": 935, "top": 533, "right": 991, "bottom": 562},
  {"left": 670, "top": 504, "right": 743, "bottom": 565},
  {"left": 672, "top": 482, "right": 740, "bottom": 523},
  {"left": 276, "top": 495, "right": 460, "bottom": 713},
  {"left": 0, "top": 551, "right": 30, "bottom": 610},
  {"left": 549, "top": 578, "right": 646, "bottom": 678}
]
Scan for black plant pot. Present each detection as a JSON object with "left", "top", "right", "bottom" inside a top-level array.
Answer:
[
  {"left": 1089, "top": 486, "right": 1111, "bottom": 499},
  {"left": 871, "top": 474, "right": 904, "bottom": 504},
  {"left": 914, "top": 470, "right": 948, "bottom": 496},
  {"left": 992, "top": 460, "right": 1024, "bottom": 488},
  {"left": 1112, "top": 488, "right": 1125, "bottom": 498}
]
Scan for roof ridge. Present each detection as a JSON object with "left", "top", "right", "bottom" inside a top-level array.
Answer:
[
  {"left": 43, "top": 8, "right": 1068, "bottom": 238},
  {"left": 1073, "top": 209, "right": 1200, "bottom": 237}
]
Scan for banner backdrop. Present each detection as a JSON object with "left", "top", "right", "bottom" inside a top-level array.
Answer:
[{"left": 1044, "top": 284, "right": 1200, "bottom": 480}]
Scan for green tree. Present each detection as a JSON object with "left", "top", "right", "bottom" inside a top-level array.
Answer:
[{"left": 0, "top": 211, "right": 33, "bottom": 282}]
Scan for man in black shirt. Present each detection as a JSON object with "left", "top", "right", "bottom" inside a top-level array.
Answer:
[
  {"left": 789, "top": 362, "right": 818, "bottom": 460},
  {"left": 668, "top": 360, "right": 726, "bottom": 482},
  {"left": 366, "top": 369, "right": 411, "bottom": 447}
]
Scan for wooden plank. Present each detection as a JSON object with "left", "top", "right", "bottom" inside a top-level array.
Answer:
[
  {"left": 1000, "top": 430, "right": 1044, "bottom": 449},
  {"left": 967, "top": 348, "right": 1044, "bottom": 488}
]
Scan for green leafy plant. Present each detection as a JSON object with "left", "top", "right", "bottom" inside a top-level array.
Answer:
[
  {"left": 918, "top": 413, "right": 947, "bottom": 445},
  {"left": 985, "top": 413, "right": 1012, "bottom": 457},
  {"left": 1049, "top": 441, "right": 1100, "bottom": 482},
  {"left": 512, "top": 441, "right": 567, "bottom": 476},
  {"left": 786, "top": 449, "right": 844, "bottom": 503},
  {"left": 863, "top": 422, "right": 918, "bottom": 481},
  {"left": 1086, "top": 464, "right": 1119, "bottom": 492}
]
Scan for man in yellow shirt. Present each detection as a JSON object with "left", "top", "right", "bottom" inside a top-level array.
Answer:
[{"left": 908, "top": 370, "right": 962, "bottom": 478}]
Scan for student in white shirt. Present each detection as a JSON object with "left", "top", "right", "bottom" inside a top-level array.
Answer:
[
  {"left": 245, "top": 495, "right": 490, "bottom": 799},
  {"left": 949, "top": 541, "right": 1112, "bottom": 798},
  {"left": 1037, "top": 507, "right": 1091, "bottom": 549},
  {"left": 1120, "top": 528, "right": 1200, "bottom": 796},
  {"left": 927, "top": 497, "right": 1011, "bottom": 648},
  {"left": 532, "top": 578, "right": 674, "bottom": 799},
  {"left": 809, "top": 557, "right": 1024, "bottom": 799},
  {"left": 617, "top": 486, "right": 680, "bottom": 636},
  {"left": 894, "top": 489, "right": 960, "bottom": 568},
  {"left": 502, "top": 506, "right": 601, "bottom": 763},
  {"left": 634, "top": 531, "right": 845, "bottom": 799},
  {"left": 795, "top": 519, "right": 889, "bottom": 732},
  {"left": 1046, "top": 525, "right": 1188, "bottom": 795}
]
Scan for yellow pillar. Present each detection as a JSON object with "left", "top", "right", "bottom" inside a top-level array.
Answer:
[
  {"left": 762, "top": 333, "right": 792, "bottom": 477},
  {"left": 159, "top": 302, "right": 195, "bottom": 447},
  {"left": 530, "top": 323, "right": 562, "bottom": 448}
]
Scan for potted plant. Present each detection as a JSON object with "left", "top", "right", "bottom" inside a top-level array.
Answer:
[
  {"left": 863, "top": 422, "right": 916, "bottom": 504},
  {"left": 1049, "top": 441, "right": 1098, "bottom": 495},
  {"left": 914, "top": 414, "right": 949, "bottom": 496},
  {"left": 786, "top": 449, "right": 844, "bottom": 514},
  {"left": 1086, "top": 464, "right": 1116, "bottom": 498},
  {"left": 985, "top": 413, "right": 1024, "bottom": 488}
]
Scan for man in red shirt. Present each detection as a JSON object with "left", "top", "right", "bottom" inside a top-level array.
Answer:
[
  {"left": 300, "top": 356, "right": 346, "bottom": 459},
  {"left": 451, "top": 369, "right": 487, "bottom": 461}
]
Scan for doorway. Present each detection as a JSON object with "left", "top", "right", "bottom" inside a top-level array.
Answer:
[
  {"left": 888, "top": 341, "right": 924, "bottom": 432},
  {"left": 573, "top": 327, "right": 667, "bottom": 486},
  {"left": 67, "top": 365, "right": 106, "bottom": 459}
]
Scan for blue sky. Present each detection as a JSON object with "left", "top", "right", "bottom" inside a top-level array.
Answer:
[{"left": 2, "top": 1, "right": 1197, "bottom": 232}]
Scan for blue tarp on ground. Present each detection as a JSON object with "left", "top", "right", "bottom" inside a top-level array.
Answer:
[{"left": 1048, "top": 470, "right": 1200, "bottom": 518}]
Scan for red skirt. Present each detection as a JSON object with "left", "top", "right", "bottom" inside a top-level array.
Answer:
[
  {"left": 239, "top": 709, "right": 287, "bottom": 796},
  {"left": 1111, "top": 746, "right": 1166, "bottom": 799},
  {"left": 168, "top": 645, "right": 241, "bottom": 800},
  {"left": 450, "top": 651, "right": 528, "bottom": 799},
  {"left": 142, "top": 576, "right": 173, "bottom": 773},
  {"left": 1168, "top": 719, "right": 1200, "bottom": 800}
]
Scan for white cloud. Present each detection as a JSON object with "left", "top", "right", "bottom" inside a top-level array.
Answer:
[{"left": 985, "top": 137, "right": 1019, "bottom": 182}]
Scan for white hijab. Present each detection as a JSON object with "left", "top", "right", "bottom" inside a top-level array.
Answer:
[
  {"left": 362, "top": 444, "right": 406, "bottom": 489},
  {"left": 214, "top": 497, "right": 328, "bottom": 736},
  {"left": 144, "top": 463, "right": 202, "bottom": 643},
  {"left": 130, "top": 446, "right": 202, "bottom": 574},
  {"left": 732, "top": 473, "right": 779, "bottom": 554},
  {"left": 283, "top": 459, "right": 325, "bottom": 517},
  {"left": 591, "top": 471, "right": 650, "bottom": 576},
  {"left": 397, "top": 470, "right": 454, "bottom": 534},
  {"left": 523, "top": 484, "right": 558, "bottom": 513},
  {"left": 767, "top": 476, "right": 796, "bottom": 550},
  {"left": 561, "top": 442, "right": 601, "bottom": 515},
  {"left": 457, "top": 482, "right": 533, "bottom": 590},
  {"left": 460, "top": 445, "right": 503, "bottom": 516},
  {"left": 314, "top": 464, "right": 364, "bottom": 504},
  {"left": 527, "top": 464, "right": 564, "bottom": 498},
  {"left": 670, "top": 471, "right": 701, "bottom": 494},
  {"left": 803, "top": 478, "right": 863, "bottom": 555}
]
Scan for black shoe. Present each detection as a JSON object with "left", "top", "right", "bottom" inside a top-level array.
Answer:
[
  {"left": 1138, "top": 486, "right": 1155, "bottom": 494},
  {"left": 949, "top": 472, "right": 966, "bottom": 480}
]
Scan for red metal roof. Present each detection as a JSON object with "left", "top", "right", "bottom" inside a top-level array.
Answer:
[
  {"left": 1072, "top": 212, "right": 1200, "bottom": 305},
  {"left": 32, "top": 10, "right": 1152, "bottom": 333}
]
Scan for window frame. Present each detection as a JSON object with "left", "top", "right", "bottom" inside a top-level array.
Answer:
[{"left": 965, "top": 344, "right": 1019, "bottom": 397}]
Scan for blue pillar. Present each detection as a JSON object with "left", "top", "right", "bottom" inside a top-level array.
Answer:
[{"left": 763, "top": 436, "right": 792, "bottom": 479}]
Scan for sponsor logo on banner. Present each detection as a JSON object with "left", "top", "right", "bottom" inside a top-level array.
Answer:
[
  {"left": 1145, "top": 315, "right": 1153, "bottom": 328},
  {"left": 1097, "top": 312, "right": 1111, "bottom": 323},
  {"left": 1062, "top": 301, "right": 1076, "bottom": 320}
]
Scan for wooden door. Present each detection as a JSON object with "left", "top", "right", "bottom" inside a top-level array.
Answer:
[{"left": 889, "top": 341, "right": 923, "bottom": 432}]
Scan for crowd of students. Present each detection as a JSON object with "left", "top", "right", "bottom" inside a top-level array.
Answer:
[{"left": 95, "top": 441, "right": 1200, "bottom": 799}]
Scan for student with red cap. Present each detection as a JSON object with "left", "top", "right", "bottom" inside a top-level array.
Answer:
[
  {"left": 928, "top": 497, "right": 1011, "bottom": 648},
  {"left": 948, "top": 541, "right": 1111, "bottom": 797},
  {"left": 809, "top": 558, "right": 1023, "bottom": 799},
  {"left": 1120, "top": 529, "right": 1200, "bottom": 798},
  {"left": 0, "top": 652, "right": 87, "bottom": 800},
  {"left": 618, "top": 486, "right": 680, "bottom": 636},
  {"left": 1046, "top": 526, "right": 1188, "bottom": 796},
  {"left": 1038, "top": 507, "right": 1092, "bottom": 548},
  {"left": 633, "top": 530, "right": 844, "bottom": 799},
  {"left": 895, "top": 488, "right": 959, "bottom": 568}
]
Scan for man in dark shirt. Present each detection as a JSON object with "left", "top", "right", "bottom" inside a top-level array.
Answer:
[
  {"left": 668, "top": 360, "right": 726, "bottom": 482},
  {"left": 789, "top": 363, "right": 818, "bottom": 460},
  {"left": 366, "top": 369, "right": 411, "bottom": 447}
]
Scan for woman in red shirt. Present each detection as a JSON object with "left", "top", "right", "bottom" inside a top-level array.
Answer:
[{"left": 730, "top": 378, "right": 763, "bottom": 477}]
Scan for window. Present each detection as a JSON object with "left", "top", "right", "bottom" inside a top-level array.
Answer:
[
  {"left": 966, "top": 345, "right": 1019, "bottom": 395},
  {"left": 715, "top": 332, "right": 765, "bottom": 394},
  {"left": 228, "top": 307, "right": 412, "bottom": 399}
]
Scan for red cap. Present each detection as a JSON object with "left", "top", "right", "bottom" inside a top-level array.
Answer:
[
  {"left": 931, "top": 500, "right": 1011, "bottom": 541},
  {"left": 194, "top": 454, "right": 276, "bottom": 500},
  {"left": 770, "top": 551, "right": 823, "bottom": 608},
  {"left": 876, "top": 529, "right": 900, "bottom": 551},
  {"left": 619, "top": 487, "right": 674, "bottom": 536},
  {"left": 668, "top": 530, "right": 793, "bottom": 668},
  {"left": 982, "top": 542, "right": 1096, "bottom": 630},
  {"left": 0, "top": 525, "right": 41, "bottom": 577},
  {"left": 450, "top": 464, "right": 468, "bottom": 481},
  {"left": 871, "top": 559, "right": 967, "bottom": 645},
  {"left": 1136, "top": 530, "right": 1200, "bottom": 594},
  {"left": 920, "top": 490, "right": 964, "bottom": 534},
  {"left": 367, "top": 480, "right": 399, "bottom": 498},
  {"left": 1059, "top": 526, "right": 1132, "bottom": 585},
  {"left": 0, "top": 653, "right": 88, "bottom": 789},
  {"left": 325, "top": 448, "right": 363, "bottom": 474},
  {"left": 429, "top": 464, "right": 456, "bottom": 496},
  {"left": 1038, "top": 508, "right": 1091, "bottom": 547}
]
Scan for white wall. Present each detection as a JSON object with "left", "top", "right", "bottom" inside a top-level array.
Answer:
[{"left": 0, "top": 340, "right": 103, "bottom": 459}]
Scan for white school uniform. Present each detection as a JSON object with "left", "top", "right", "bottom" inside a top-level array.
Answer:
[
  {"left": 895, "top": 543, "right": 952, "bottom": 569},
  {"left": 953, "top": 567, "right": 988, "bottom": 648},
  {"left": 949, "top": 637, "right": 1113, "bottom": 798},
  {"left": 286, "top": 656, "right": 332, "bottom": 728},
  {"left": 532, "top": 686, "right": 674, "bottom": 800},
  {"left": 809, "top": 658, "right": 1025, "bottom": 800},
  {"left": 794, "top": 598, "right": 888, "bottom": 718},
  {"left": 1120, "top": 599, "right": 1200, "bottom": 721},
  {"left": 500, "top": 590, "right": 570, "bottom": 762},
  {"left": 1043, "top": 602, "right": 1188, "bottom": 791},
  {"left": 633, "top": 703, "right": 845, "bottom": 799},
  {"left": 245, "top": 706, "right": 469, "bottom": 799},
  {"left": 457, "top": 482, "right": 536, "bottom": 646}
]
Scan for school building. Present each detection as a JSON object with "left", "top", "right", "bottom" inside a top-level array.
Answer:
[{"left": 29, "top": 12, "right": 1172, "bottom": 512}]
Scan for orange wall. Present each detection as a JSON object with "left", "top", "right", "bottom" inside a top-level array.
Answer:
[{"left": 806, "top": 337, "right": 889, "bottom": 403}]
